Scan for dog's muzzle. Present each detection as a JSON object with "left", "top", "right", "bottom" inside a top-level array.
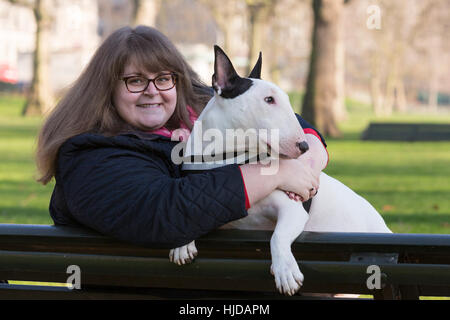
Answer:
[{"left": 296, "top": 141, "right": 309, "bottom": 153}]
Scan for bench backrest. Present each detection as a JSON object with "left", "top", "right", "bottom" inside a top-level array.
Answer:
[
  {"left": 0, "top": 224, "right": 449, "bottom": 299},
  {"left": 361, "top": 123, "right": 450, "bottom": 141}
]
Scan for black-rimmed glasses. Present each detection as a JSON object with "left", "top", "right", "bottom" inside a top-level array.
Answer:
[{"left": 121, "top": 73, "right": 177, "bottom": 93}]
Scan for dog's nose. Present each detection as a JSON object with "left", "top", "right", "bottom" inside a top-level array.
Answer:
[{"left": 296, "top": 141, "right": 309, "bottom": 153}]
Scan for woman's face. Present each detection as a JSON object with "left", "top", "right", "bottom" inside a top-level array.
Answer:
[{"left": 113, "top": 63, "right": 177, "bottom": 131}]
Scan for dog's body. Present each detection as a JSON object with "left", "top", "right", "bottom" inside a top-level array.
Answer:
[
  {"left": 225, "top": 172, "right": 390, "bottom": 233},
  {"left": 169, "top": 46, "right": 391, "bottom": 295}
]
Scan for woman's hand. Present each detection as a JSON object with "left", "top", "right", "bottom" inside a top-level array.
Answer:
[
  {"left": 240, "top": 160, "right": 316, "bottom": 207},
  {"left": 285, "top": 191, "right": 303, "bottom": 202},
  {"left": 283, "top": 152, "right": 317, "bottom": 202},
  {"left": 283, "top": 133, "right": 328, "bottom": 202},
  {"left": 238, "top": 133, "right": 327, "bottom": 207},
  {"left": 277, "top": 158, "right": 320, "bottom": 202}
]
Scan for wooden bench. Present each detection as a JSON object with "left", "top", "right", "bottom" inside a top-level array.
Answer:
[
  {"left": 361, "top": 123, "right": 450, "bottom": 141},
  {"left": 0, "top": 224, "right": 449, "bottom": 299}
]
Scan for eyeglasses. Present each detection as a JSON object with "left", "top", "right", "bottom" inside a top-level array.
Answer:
[{"left": 121, "top": 73, "right": 177, "bottom": 93}]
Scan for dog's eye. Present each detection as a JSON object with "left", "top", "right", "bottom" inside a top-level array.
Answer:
[{"left": 264, "top": 96, "right": 275, "bottom": 104}]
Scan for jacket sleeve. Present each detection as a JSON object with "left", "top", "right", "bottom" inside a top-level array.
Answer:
[
  {"left": 295, "top": 113, "right": 327, "bottom": 148},
  {"left": 58, "top": 147, "right": 248, "bottom": 248},
  {"left": 295, "top": 113, "right": 329, "bottom": 167}
]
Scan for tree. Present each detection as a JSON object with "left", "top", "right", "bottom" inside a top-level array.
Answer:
[
  {"left": 132, "top": 0, "right": 160, "bottom": 27},
  {"left": 407, "top": 0, "right": 449, "bottom": 110},
  {"left": 245, "top": 0, "right": 276, "bottom": 76},
  {"left": 8, "top": 0, "right": 54, "bottom": 116},
  {"left": 301, "top": 0, "right": 345, "bottom": 137},
  {"left": 364, "top": 0, "right": 447, "bottom": 115},
  {"left": 199, "top": 0, "right": 243, "bottom": 65},
  {"left": 378, "top": 0, "right": 408, "bottom": 115},
  {"left": 202, "top": 0, "right": 281, "bottom": 82}
]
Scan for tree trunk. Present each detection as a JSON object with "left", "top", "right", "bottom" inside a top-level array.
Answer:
[
  {"left": 301, "top": 0, "right": 343, "bottom": 137},
  {"left": 427, "top": 37, "right": 440, "bottom": 111},
  {"left": 370, "top": 62, "right": 384, "bottom": 116},
  {"left": 22, "top": 0, "right": 54, "bottom": 116},
  {"left": 383, "top": 66, "right": 395, "bottom": 116},
  {"left": 207, "top": 2, "right": 233, "bottom": 54},
  {"left": 428, "top": 75, "right": 438, "bottom": 111},
  {"left": 246, "top": 0, "right": 275, "bottom": 77},
  {"left": 333, "top": 22, "right": 347, "bottom": 122},
  {"left": 384, "top": 43, "right": 407, "bottom": 115},
  {"left": 394, "top": 77, "right": 407, "bottom": 112},
  {"left": 132, "top": 0, "right": 160, "bottom": 27},
  {"left": 202, "top": 0, "right": 242, "bottom": 61}
]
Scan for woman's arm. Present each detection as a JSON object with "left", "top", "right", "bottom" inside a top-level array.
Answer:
[
  {"left": 59, "top": 148, "right": 320, "bottom": 249},
  {"left": 305, "top": 133, "right": 329, "bottom": 172},
  {"left": 239, "top": 115, "right": 328, "bottom": 206},
  {"left": 239, "top": 159, "right": 320, "bottom": 207},
  {"left": 294, "top": 113, "right": 329, "bottom": 172}
]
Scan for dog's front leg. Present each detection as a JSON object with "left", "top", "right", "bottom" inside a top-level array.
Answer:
[
  {"left": 268, "top": 191, "right": 309, "bottom": 295},
  {"left": 169, "top": 240, "right": 198, "bottom": 265}
]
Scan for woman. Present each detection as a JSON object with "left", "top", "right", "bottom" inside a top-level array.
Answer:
[{"left": 35, "top": 26, "right": 328, "bottom": 249}]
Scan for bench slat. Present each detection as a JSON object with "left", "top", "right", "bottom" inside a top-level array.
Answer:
[
  {"left": 1, "top": 250, "right": 449, "bottom": 294},
  {"left": 1, "top": 224, "right": 449, "bottom": 299},
  {"left": 361, "top": 123, "right": 450, "bottom": 141}
]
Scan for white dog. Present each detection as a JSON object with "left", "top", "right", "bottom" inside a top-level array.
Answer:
[{"left": 169, "top": 46, "right": 391, "bottom": 296}]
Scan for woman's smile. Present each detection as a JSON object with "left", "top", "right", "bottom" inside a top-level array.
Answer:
[{"left": 136, "top": 103, "right": 163, "bottom": 108}]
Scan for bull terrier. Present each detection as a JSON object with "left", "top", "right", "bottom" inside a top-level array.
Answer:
[{"left": 169, "top": 45, "right": 391, "bottom": 296}]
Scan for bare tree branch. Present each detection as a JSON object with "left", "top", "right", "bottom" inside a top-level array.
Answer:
[{"left": 7, "top": 0, "right": 35, "bottom": 9}]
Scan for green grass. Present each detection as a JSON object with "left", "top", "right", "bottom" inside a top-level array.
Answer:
[
  {"left": 0, "top": 93, "right": 449, "bottom": 234},
  {"left": 324, "top": 97, "right": 450, "bottom": 234},
  {"left": 0, "top": 94, "right": 54, "bottom": 225},
  {"left": 1, "top": 93, "right": 449, "bottom": 299},
  {"left": 325, "top": 140, "right": 450, "bottom": 233},
  {"left": 288, "top": 92, "right": 450, "bottom": 234}
]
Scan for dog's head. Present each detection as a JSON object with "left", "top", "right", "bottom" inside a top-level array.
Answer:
[{"left": 210, "top": 45, "right": 308, "bottom": 159}]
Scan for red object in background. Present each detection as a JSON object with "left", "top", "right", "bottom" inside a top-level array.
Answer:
[{"left": 0, "top": 64, "right": 18, "bottom": 84}]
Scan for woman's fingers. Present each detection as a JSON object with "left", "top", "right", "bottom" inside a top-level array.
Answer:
[
  {"left": 286, "top": 187, "right": 318, "bottom": 202},
  {"left": 278, "top": 158, "right": 321, "bottom": 202}
]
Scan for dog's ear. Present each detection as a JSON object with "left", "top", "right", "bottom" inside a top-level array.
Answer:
[
  {"left": 248, "top": 52, "right": 262, "bottom": 79},
  {"left": 212, "top": 45, "right": 253, "bottom": 99},
  {"left": 212, "top": 45, "right": 239, "bottom": 93}
]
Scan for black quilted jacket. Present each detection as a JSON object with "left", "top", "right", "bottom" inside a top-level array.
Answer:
[
  {"left": 49, "top": 115, "right": 326, "bottom": 249},
  {"left": 49, "top": 131, "right": 248, "bottom": 248}
]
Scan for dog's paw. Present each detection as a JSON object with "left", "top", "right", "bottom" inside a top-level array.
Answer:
[
  {"left": 169, "top": 241, "right": 198, "bottom": 265},
  {"left": 270, "top": 254, "right": 304, "bottom": 296}
]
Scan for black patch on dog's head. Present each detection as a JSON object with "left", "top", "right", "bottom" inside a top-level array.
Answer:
[{"left": 212, "top": 45, "right": 254, "bottom": 99}]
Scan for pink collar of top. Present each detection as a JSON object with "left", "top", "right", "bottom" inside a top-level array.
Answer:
[{"left": 148, "top": 106, "right": 198, "bottom": 138}]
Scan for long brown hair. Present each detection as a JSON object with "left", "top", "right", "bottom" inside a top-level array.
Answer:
[{"left": 36, "top": 26, "right": 212, "bottom": 185}]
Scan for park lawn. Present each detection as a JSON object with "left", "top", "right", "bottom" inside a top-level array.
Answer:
[
  {"left": 0, "top": 95, "right": 54, "bottom": 225},
  {"left": 325, "top": 140, "right": 450, "bottom": 233},
  {"left": 0, "top": 94, "right": 449, "bottom": 233},
  {"left": 326, "top": 98, "right": 450, "bottom": 233}
]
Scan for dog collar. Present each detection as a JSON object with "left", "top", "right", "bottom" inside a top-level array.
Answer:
[{"left": 182, "top": 151, "right": 270, "bottom": 171}]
